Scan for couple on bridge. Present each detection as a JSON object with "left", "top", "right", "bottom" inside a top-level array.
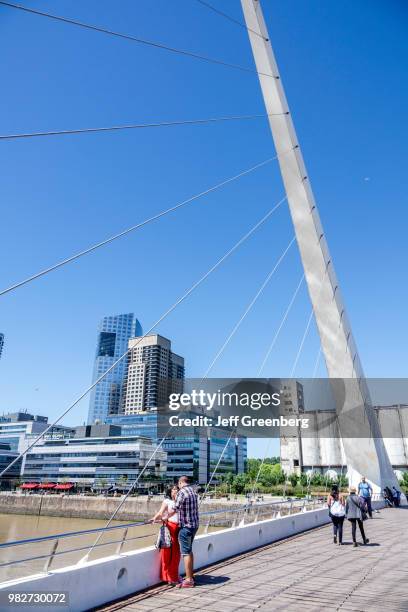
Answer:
[
  {"left": 151, "top": 475, "right": 199, "bottom": 589},
  {"left": 328, "top": 479, "right": 372, "bottom": 547}
]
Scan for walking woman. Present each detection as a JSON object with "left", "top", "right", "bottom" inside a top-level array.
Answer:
[
  {"left": 151, "top": 485, "right": 181, "bottom": 585},
  {"left": 327, "top": 484, "right": 345, "bottom": 545},
  {"left": 346, "top": 486, "right": 369, "bottom": 547}
]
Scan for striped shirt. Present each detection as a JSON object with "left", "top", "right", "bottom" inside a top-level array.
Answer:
[{"left": 174, "top": 485, "right": 199, "bottom": 529}]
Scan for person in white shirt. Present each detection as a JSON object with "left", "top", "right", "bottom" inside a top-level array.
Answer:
[{"left": 151, "top": 485, "right": 180, "bottom": 585}]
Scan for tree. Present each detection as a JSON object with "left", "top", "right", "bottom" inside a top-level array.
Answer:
[
  {"left": 289, "top": 473, "right": 298, "bottom": 488},
  {"left": 258, "top": 463, "right": 285, "bottom": 486},
  {"left": 118, "top": 475, "right": 128, "bottom": 490},
  {"left": 246, "top": 458, "right": 261, "bottom": 480},
  {"left": 299, "top": 473, "right": 308, "bottom": 487},
  {"left": 96, "top": 478, "right": 108, "bottom": 490},
  {"left": 258, "top": 464, "right": 277, "bottom": 487},
  {"left": 232, "top": 473, "right": 248, "bottom": 494},
  {"left": 263, "top": 457, "right": 280, "bottom": 465},
  {"left": 338, "top": 474, "right": 348, "bottom": 489},
  {"left": 400, "top": 472, "right": 408, "bottom": 490},
  {"left": 245, "top": 458, "right": 281, "bottom": 479},
  {"left": 310, "top": 472, "right": 323, "bottom": 486}
]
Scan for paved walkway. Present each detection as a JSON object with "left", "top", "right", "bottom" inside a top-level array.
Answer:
[{"left": 97, "top": 507, "right": 408, "bottom": 612}]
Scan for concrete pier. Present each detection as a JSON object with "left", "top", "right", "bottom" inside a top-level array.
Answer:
[{"left": 0, "top": 494, "right": 244, "bottom": 521}]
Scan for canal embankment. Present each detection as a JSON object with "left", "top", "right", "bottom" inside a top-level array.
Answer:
[{"left": 0, "top": 493, "right": 245, "bottom": 520}]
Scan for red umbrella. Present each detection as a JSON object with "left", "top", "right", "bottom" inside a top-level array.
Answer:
[
  {"left": 20, "top": 483, "right": 39, "bottom": 489},
  {"left": 54, "top": 483, "right": 74, "bottom": 490}
]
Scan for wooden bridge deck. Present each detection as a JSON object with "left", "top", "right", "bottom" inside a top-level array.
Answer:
[{"left": 97, "top": 506, "right": 408, "bottom": 612}]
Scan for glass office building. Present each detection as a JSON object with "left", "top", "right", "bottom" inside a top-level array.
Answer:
[
  {"left": 23, "top": 425, "right": 167, "bottom": 489},
  {"left": 106, "top": 412, "right": 247, "bottom": 484},
  {"left": 87, "top": 313, "right": 142, "bottom": 424}
]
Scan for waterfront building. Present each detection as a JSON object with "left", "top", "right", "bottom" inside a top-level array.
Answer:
[
  {"left": 122, "top": 334, "right": 184, "bottom": 414},
  {"left": 22, "top": 423, "right": 167, "bottom": 489},
  {"left": 106, "top": 412, "right": 247, "bottom": 484},
  {"left": 0, "top": 412, "right": 73, "bottom": 475},
  {"left": 280, "top": 380, "right": 305, "bottom": 415},
  {"left": 279, "top": 381, "right": 305, "bottom": 475},
  {"left": 87, "top": 313, "right": 142, "bottom": 424},
  {"left": 0, "top": 412, "right": 49, "bottom": 454},
  {"left": 281, "top": 403, "right": 408, "bottom": 479}
]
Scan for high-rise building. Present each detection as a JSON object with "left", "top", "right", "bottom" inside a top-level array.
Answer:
[
  {"left": 87, "top": 314, "right": 142, "bottom": 424},
  {"left": 0, "top": 333, "right": 4, "bottom": 360},
  {"left": 106, "top": 334, "right": 246, "bottom": 483},
  {"left": 122, "top": 334, "right": 184, "bottom": 414}
]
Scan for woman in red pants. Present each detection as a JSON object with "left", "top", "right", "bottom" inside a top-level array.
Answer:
[{"left": 152, "top": 485, "right": 180, "bottom": 585}]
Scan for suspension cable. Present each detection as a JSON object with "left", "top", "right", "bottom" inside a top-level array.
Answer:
[
  {"left": 82, "top": 425, "right": 237, "bottom": 561},
  {"left": 306, "top": 464, "right": 314, "bottom": 497},
  {"left": 194, "top": 0, "right": 268, "bottom": 41},
  {"left": 250, "top": 438, "right": 272, "bottom": 499},
  {"left": 0, "top": 1, "right": 276, "bottom": 78},
  {"left": 257, "top": 273, "right": 305, "bottom": 376},
  {"left": 0, "top": 154, "right": 282, "bottom": 298},
  {"left": 86, "top": 319, "right": 245, "bottom": 558},
  {"left": 202, "top": 235, "right": 295, "bottom": 379},
  {"left": 0, "top": 194, "right": 286, "bottom": 479},
  {"left": 199, "top": 430, "right": 235, "bottom": 505},
  {"left": 0, "top": 113, "right": 287, "bottom": 142},
  {"left": 312, "top": 345, "right": 322, "bottom": 378},
  {"left": 78, "top": 425, "right": 174, "bottom": 563},
  {"left": 324, "top": 465, "right": 331, "bottom": 493},
  {"left": 84, "top": 218, "right": 282, "bottom": 553},
  {"left": 289, "top": 262, "right": 332, "bottom": 377},
  {"left": 290, "top": 307, "right": 314, "bottom": 377}
]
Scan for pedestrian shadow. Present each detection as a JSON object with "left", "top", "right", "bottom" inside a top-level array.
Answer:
[
  {"left": 340, "top": 542, "right": 380, "bottom": 547},
  {"left": 195, "top": 575, "right": 230, "bottom": 586}
]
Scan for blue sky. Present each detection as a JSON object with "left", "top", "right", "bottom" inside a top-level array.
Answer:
[{"left": 0, "top": 1, "right": 407, "bottom": 458}]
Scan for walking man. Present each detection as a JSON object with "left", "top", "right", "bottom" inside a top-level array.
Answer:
[
  {"left": 358, "top": 476, "right": 373, "bottom": 518},
  {"left": 168, "top": 475, "right": 199, "bottom": 588}
]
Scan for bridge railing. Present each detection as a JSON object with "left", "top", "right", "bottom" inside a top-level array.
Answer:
[{"left": 0, "top": 497, "right": 325, "bottom": 584}]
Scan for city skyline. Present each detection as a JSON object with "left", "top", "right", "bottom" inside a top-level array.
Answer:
[{"left": 0, "top": 1, "right": 407, "bottom": 462}]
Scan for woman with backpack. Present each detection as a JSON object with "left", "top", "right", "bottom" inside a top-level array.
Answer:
[
  {"left": 327, "top": 484, "right": 345, "bottom": 545},
  {"left": 346, "top": 486, "right": 369, "bottom": 547}
]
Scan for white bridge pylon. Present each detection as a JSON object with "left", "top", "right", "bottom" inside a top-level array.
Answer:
[{"left": 241, "top": 0, "right": 399, "bottom": 492}]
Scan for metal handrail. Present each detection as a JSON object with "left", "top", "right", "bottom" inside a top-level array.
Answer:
[
  {"left": 0, "top": 498, "right": 320, "bottom": 556},
  {"left": 0, "top": 530, "right": 158, "bottom": 570},
  {"left": 0, "top": 497, "right": 312, "bottom": 550},
  {"left": 0, "top": 519, "right": 151, "bottom": 549},
  {"left": 0, "top": 497, "right": 325, "bottom": 574}
]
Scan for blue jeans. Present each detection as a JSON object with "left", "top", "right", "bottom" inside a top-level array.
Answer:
[{"left": 178, "top": 526, "right": 198, "bottom": 555}]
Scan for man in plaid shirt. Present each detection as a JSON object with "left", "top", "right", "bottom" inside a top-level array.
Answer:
[{"left": 168, "top": 475, "right": 199, "bottom": 588}]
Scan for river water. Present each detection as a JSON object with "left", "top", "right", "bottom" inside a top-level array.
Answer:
[
  {"left": 0, "top": 511, "right": 224, "bottom": 584},
  {"left": 0, "top": 513, "right": 159, "bottom": 583}
]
